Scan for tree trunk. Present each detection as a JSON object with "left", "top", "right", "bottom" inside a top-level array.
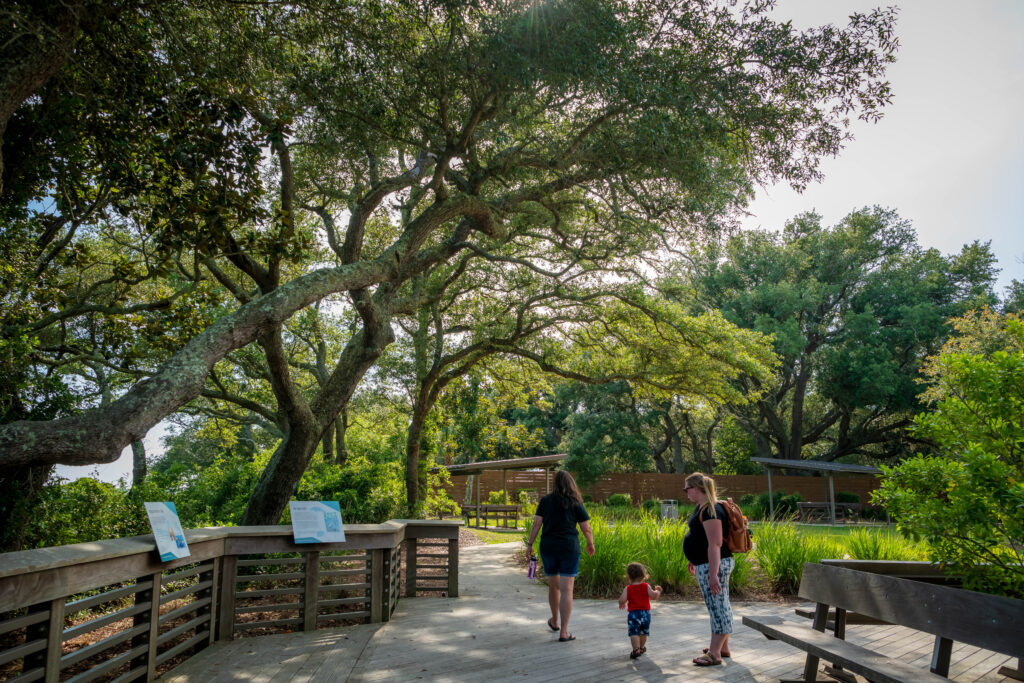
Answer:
[
  {"left": 321, "top": 421, "right": 335, "bottom": 462},
  {"left": 130, "top": 440, "right": 146, "bottom": 488},
  {"left": 241, "top": 319, "right": 394, "bottom": 525},
  {"left": 335, "top": 410, "right": 347, "bottom": 465},
  {"left": 0, "top": 464, "right": 52, "bottom": 552},
  {"left": 405, "top": 394, "right": 432, "bottom": 512}
]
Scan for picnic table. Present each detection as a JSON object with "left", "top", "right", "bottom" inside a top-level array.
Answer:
[
  {"left": 797, "top": 501, "right": 862, "bottom": 523},
  {"left": 461, "top": 504, "right": 520, "bottom": 529}
]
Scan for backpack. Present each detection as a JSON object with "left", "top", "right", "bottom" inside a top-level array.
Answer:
[{"left": 722, "top": 497, "right": 752, "bottom": 553}]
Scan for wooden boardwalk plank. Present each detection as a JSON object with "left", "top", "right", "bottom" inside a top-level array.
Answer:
[{"left": 164, "top": 543, "right": 1016, "bottom": 682}]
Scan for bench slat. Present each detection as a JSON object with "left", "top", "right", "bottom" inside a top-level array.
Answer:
[
  {"left": 742, "top": 615, "right": 948, "bottom": 683},
  {"left": 798, "top": 563, "right": 1024, "bottom": 659}
]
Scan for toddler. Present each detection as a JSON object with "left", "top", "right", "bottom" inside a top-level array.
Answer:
[{"left": 617, "top": 562, "right": 662, "bottom": 659}]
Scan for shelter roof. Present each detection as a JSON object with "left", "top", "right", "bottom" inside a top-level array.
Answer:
[
  {"left": 444, "top": 454, "right": 567, "bottom": 475},
  {"left": 750, "top": 457, "right": 881, "bottom": 475}
]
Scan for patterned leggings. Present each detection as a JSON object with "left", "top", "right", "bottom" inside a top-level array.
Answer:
[{"left": 695, "top": 556, "right": 735, "bottom": 634}]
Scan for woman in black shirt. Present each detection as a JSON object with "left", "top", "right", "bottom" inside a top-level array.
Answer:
[
  {"left": 683, "top": 472, "right": 734, "bottom": 666},
  {"left": 526, "top": 470, "right": 595, "bottom": 641}
]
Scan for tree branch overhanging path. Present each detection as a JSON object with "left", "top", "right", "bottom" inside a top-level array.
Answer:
[{"left": 0, "top": 0, "right": 899, "bottom": 483}]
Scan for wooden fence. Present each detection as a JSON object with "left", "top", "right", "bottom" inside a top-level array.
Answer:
[
  {"left": 0, "top": 520, "right": 460, "bottom": 682},
  {"left": 446, "top": 471, "right": 882, "bottom": 507}
]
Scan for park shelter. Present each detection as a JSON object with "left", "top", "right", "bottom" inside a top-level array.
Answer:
[
  {"left": 750, "top": 457, "right": 882, "bottom": 524},
  {"left": 444, "top": 453, "right": 567, "bottom": 509}
]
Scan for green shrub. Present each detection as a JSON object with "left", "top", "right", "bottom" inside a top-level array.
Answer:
[
  {"left": 487, "top": 490, "right": 511, "bottom": 504},
  {"left": 641, "top": 498, "right": 661, "bottom": 515},
  {"left": 746, "top": 490, "right": 801, "bottom": 520},
  {"left": 606, "top": 493, "right": 632, "bottom": 507},
  {"left": 836, "top": 491, "right": 860, "bottom": 504},
  {"left": 582, "top": 494, "right": 594, "bottom": 503},
  {"left": 728, "top": 552, "right": 754, "bottom": 593},
  {"left": 517, "top": 489, "right": 537, "bottom": 505},
  {"left": 739, "top": 493, "right": 757, "bottom": 506}
]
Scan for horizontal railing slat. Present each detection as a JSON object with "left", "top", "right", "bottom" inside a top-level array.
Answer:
[
  {"left": 233, "top": 587, "right": 301, "bottom": 599},
  {"left": 0, "top": 637, "right": 46, "bottom": 667},
  {"left": 237, "top": 557, "right": 304, "bottom": 567},
  {"left": 234, "top": 617, "right": 303, "bottom": 630},
  {"left": 161, "top": 563, "right": 209, "bottom": 582},
  {"left": 320, "top": 568, "right": 369, "bottom": 578},
  {"left": 317, "top": 596, "right": 368, "bottom": 608},
  {"left": 159, "top": 596, "right": 212, "bottom": 625},
  {"left": 154, "top": 628, "right": 210, "bottom": 666},
  {"left": 160, "top": 579, "right": 213, "bottom": 605},
  {"left": 61, "top": 623, "right": 148, "bottom": 669},
  {"left": 156, "top": 614, "right": 210, "bottom": 646},
  {"left": 109, "top": 665, "right": 148, "bottom": 683},
  {"left": 317, "top": 583, "right": 370, "bottom": 592},
  {"left": 5, "top": 666, "right": 45, "bottom": 683},
  {"left": 316, "top": 611, "right": 369, "bottom": 622},
  {"left": 234, "top": 602, "right": 300, "bottom": 614},
  {"left": 0, "top": 609, "right": 49, "bottom": 636},
  {"left": 65, "top": 643, "right": 147, "bottom": 683},
  {"left": 66, "top": 581, "right": 153, "bottom": 614},
  {"left": 235, "top": 572, "right": 305, "bottom": 583},
  {"left": 62, "top": 601, "right": 151, "bottom": 642}
]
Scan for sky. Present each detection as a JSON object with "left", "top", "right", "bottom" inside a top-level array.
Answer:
[
  {"left": 746, "top": 0, "right": 1024, "bottom": 293},
  {"left": 56, "top": 0, "right": 1024, "bottom": 485}
]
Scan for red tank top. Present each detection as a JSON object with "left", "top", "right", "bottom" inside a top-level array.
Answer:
[{"left": 626, "top": 583, "right": 651, "bottom": 611}]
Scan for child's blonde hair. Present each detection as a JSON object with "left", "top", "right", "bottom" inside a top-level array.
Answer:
[
  {"left": 626, "top": 562, "right": 647, "bottom": 582},
  {"left": 685, "top": 472, "right": 720, "bottom": 518}
]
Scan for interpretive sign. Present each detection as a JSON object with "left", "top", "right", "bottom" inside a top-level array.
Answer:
[
  {"left": 289, "top": 501, "right": 346, "bottom": 544},
  {"left": 145, "top": 502, "right": 190, "bottom": 561}
]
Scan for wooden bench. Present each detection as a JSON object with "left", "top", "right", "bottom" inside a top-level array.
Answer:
[
  {"left": 797, "top": 501, "right": 862, "bottom": 523},
  {"left": 461, "top": 504, "right": 520, "bottom": 529},
  {"left": 743, "top": 562, "right": 1024, "bottom": 683}
]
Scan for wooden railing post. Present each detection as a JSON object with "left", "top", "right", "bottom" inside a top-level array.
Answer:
[
  {"left": 447, "top": 537, "right": 459, "bottom": 598},
  {"left": 370, "top": 548, "right": 384, "bottom": 623},
  {"left": 24, "top": 597, "right": 64, "bottom": 683},
  {"left": 216, "top": 555, "right": 238, "bottom": 641},
  {"left": 199, "top": 558, "right": 219, "bottom": 650},
  {"left": 381, "top": 546, "right": 393, "bottom": 623},
  {"left": 302, "top": 551, "right": 320, "bottom": 631},
  {"left": 129, "top": 572, "right": 162, "bottom": 681},
  {"left": 405, "top": 538, "right": 417, "bottom": 597}
]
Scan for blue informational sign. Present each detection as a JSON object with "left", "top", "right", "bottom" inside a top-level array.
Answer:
[
  {"left": 145, "top": 502, "right": 190, "bottom": 561},
  {"left": 289, "top": 501, "right": 347, "bottom": 544}
]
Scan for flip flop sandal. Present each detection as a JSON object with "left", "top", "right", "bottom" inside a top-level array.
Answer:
[
  {"left": 630, "top": 648, "right": 642, "bottom": 659},
  {"left": 547, "top": 618, "right": 558, "bottom": 631},
  {"left": 558, "top": 634, "right": 576, "bottom": 642},
  {"left": 703, "top": 647, "right": 730, "bottom": 658},
  {"left": 693, "top": 654, "right": 722, "bottom": 666},
  {"left": 640, "top": 646, "right": 646, "bottom": 654}
]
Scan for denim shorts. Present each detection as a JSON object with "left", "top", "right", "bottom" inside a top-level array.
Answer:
[
  {"left": 627, "top": 609, "right": 651, "bottom": 636},
  {"left": 540, "top": 552, "right": 580, "bottom": 577}
]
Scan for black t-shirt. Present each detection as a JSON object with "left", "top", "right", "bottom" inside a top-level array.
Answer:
[
  {"left": 536, "top": 493, "right": 590, "bottom": 557},
  {"left": 683, "top": 502, "right": 732, "bottom": 566}
]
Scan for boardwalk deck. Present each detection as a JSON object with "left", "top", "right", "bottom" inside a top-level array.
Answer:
[{"left": 164, "top": 543, "right": 1016, "bottom": 682}]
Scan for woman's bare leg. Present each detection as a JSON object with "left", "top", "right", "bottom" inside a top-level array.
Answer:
[
  {"left": 548, "top": 577, "right": 560, "bottom": 628},
  {"left": 558, "top": 575, "right": 575, "bottom": 638}
]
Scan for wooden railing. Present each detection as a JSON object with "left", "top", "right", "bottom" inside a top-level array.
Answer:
[{"left": 0, "top": 519, "right": 461, "bottom": 682}]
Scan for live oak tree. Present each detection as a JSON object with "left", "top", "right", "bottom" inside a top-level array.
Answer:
[
  {"left": 2, "top": 0, "right": 899, "bottom": 526},
  {"left": 680, "top": 208, "right": 998, "bottom": 463}
]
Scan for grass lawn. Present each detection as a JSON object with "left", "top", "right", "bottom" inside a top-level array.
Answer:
[{"left": 466, "top": 526, "right": 525, "bottom": 544}]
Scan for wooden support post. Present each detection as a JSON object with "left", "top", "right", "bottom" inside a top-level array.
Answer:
[
  {"left": 931, "top": 636, "right": 953, "bottom": 676},
  {"left": 998, "top": 659, "right": 1024, "bottom": 681},
  {"left": 475, "top": 475, "right": 481, "bottom": 528},
  {"left": 202, "top": 558, "right": 220, "bottom": 649},
  {"left": 545, "top": 468, "right": 551, "bottom": 495},
  {"left": 303, "top": 551, "right": 320, "bottom": 632},
  {"left": 25, "top": 597, "right": 64, "bottom": 683},
  {"left": 447, "top": 537, "right": 459, "bottom": 598},
  {"left": 381, "top": 547, "right": 393, "bottom": 622},
  {"left": 766, "top": 466, "right": 775, "bottom": 519},
  {"left": 132, "top": 572, "right": 162, "bottom": 681},
  {"left": 828, "top": 474, "right": 836, "bottom": 525},
  {"left": 405, "top": 538, "right": 418, "bottom": 597},
  {"left": 370, "top": 548, "right": 384, "bottom": 623},
  {"left": 217, "top": 555, "right": 238, "bottom": 641},
  {"left": 799, "top": 601, "right": 830, "bottom": 683},
  {"left": 502, "top": 469, "right": 507, "bottom": 505}
]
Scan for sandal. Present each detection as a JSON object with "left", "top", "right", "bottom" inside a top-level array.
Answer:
[
  {"left": 693, "top": 654, "right": 722, "bottom": 666},
  {"left": 640, "top": 646, "right": 646, "bottom": 654},
  {"left": 703, "top": 647, "right": 730, "bottom": 658},
  {"left": 558, "top": 634, "right": 576, "bottom": 642},
  {"left": 630, "top": 648, "right": 642, "bottom": 659},
  {"left": 547, "top": 618, "right": 558, "bottom": 631}
]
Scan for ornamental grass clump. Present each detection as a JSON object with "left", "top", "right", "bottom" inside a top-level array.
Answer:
[
  {"left": 753, "top": 522, "right": 844, "bottom": 594},
  {"left": 845, "top": 527, "right": 929, "bottom": 561}
]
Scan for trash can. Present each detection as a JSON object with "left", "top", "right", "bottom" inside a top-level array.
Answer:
[{"left": 660, "top": 499, "right": 679, "bottom": 520}]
